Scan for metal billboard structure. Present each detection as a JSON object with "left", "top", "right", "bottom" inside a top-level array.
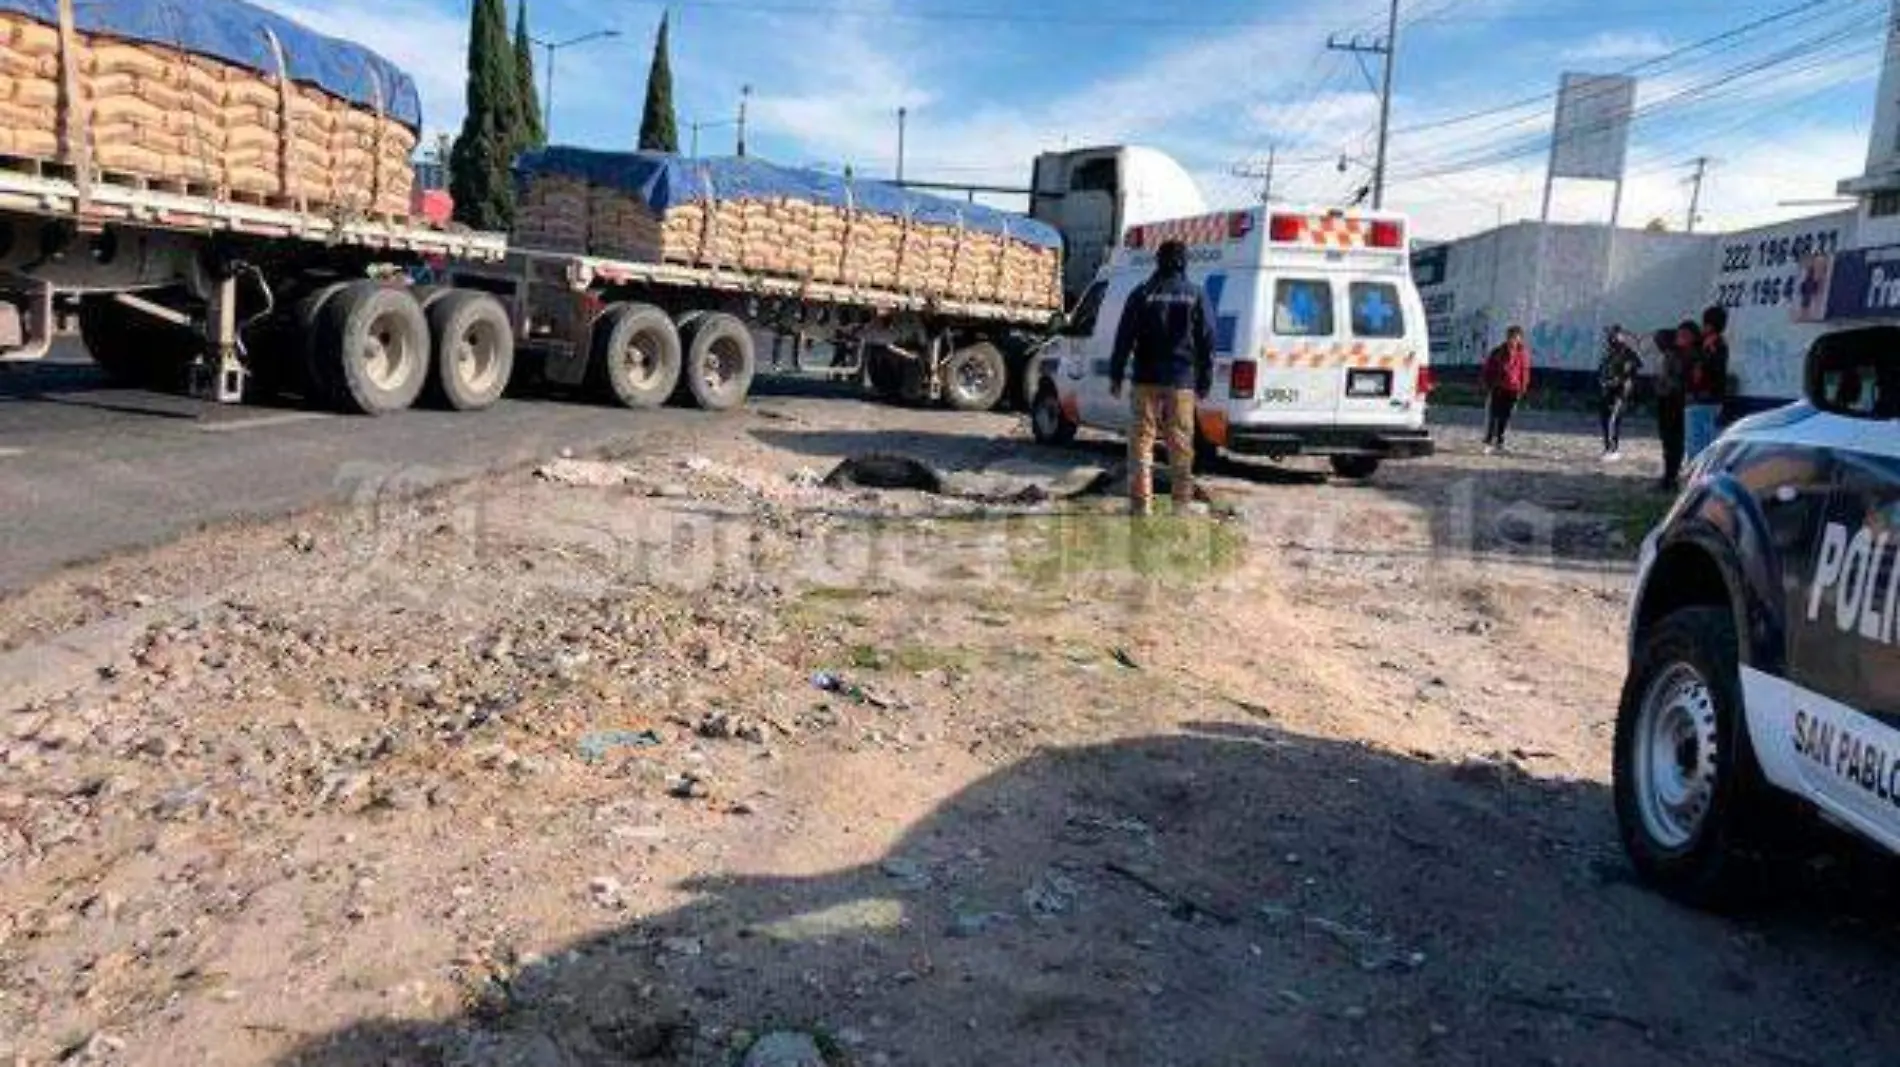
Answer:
[{"left": 1541, "top": 72, "right": 1637, "bottom": 224}]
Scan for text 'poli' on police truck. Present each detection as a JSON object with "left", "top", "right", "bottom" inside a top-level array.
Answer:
[{"left": 1029, "top": 205, "right": 1435, "bottom": 480}]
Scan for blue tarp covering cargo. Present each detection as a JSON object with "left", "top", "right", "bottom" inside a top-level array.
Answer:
[
  {"left": 516, "top": 147, "right": 1061, "bottom": 250},
  {"left": 0, "top": 0, "right": 421, "bottom": 128}
]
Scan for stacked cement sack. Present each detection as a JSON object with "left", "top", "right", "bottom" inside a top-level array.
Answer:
[
  {"left": 0, "top": 1, "right": 418, "bottom": 217},
  {"left": 515, "top": 148, "right": 1063, "bottom": 311}
]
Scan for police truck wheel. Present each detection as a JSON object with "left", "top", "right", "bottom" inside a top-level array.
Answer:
[
  {"left": 943, "top": 342, "right": 1008, "bottom": 412},
  {"left": 680, "top": 312, "right": 756, "bottom": 412},
  {"left": 1030, "top": 384, "right": 1077, "bottom": 445},
  {"left": 590, "top": 303, "right": 682, "bottom": 409},
  {"left": 425, "top": 291, "right": 514, "bottom": 411},
  {"left": 316, "top": 282, "right": 430, "bottom": 415},
  {"left": 1329, "top": 455, "right": 1381, "bottom": 480},
  {"left": 1613, "top": 606, "right": 1761, "bottom": 909}
]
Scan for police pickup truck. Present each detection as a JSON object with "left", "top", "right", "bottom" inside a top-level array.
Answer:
[{"left": 1616, "top": 325, "right": 1900, "bottom": 905}]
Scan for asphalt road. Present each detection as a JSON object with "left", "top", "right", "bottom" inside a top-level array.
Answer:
[{"left": 0, "top": 341, "right": 746, "bottom": 594}]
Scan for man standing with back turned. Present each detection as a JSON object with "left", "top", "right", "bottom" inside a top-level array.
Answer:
[{"left": 1109, "top": 239, "right": 1217, "bottom": 516}]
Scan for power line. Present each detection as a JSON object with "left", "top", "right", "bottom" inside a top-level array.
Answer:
[
  {"left": 1384, "top": 13, "right": 1876, "bottom": 186},
  {"left": 1388, "top": 0, "right": 1867, "bottom": 136},
  {"left": 645, "top": 0, "right": 1806, "bottom": 29}
]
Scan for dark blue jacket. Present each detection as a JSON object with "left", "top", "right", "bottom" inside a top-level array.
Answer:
[{"left": 1109, "top": 271, "right": 1217, "bottom": 393}]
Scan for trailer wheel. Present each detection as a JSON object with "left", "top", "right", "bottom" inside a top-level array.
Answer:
[
  {"left": 680, "top": 312, "right": 756, "bottom": 412},
  {"left": 316, "top": 281, "right": 430, "bottom": 415},
  {"left": 78, "top": 292, "right": 199, "bottom": 389},
  {"left": 291, "top": 281, "right": 353, "bottom": 404},
  {"left": 943, "top": 341, "right": 1008, "bottom": 412},
  {"left": 425, "top": 291, "right": 514, "bottom": 411},
  {"left": 590, "top": 303, "right": 682, "bottom": 409},
  {"left": 864, "top": 344, "right": 902, "bottom": 401}
]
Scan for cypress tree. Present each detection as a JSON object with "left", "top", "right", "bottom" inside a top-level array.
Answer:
[
  {"left": 449, "top": 0, "right": 520, "bottom": 230},
  {"left": 513, "top": 1, "right": 544, "bottom": 150},
  {"left": 637, "top": 13, "right": 679, "bottom": 154}
]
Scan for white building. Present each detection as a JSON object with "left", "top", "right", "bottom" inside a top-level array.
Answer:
[{"left": 1414, "top": 6, "right": 1897, "bottom": 403}]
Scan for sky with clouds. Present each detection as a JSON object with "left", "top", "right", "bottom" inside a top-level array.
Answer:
[{"left": 260, "top": 0, "right": 1892, "bottom": 239}]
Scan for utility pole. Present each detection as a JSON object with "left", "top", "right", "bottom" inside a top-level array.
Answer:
[
  {"left": 1232, "top": 145, "right": 1276, "bottom": 204},
  {"left": 1684, "top": 156, "right": 1713, "bottom": 233},
  {"left": 896, "top": 107, "right": 908, "bottom": 182},
  {"left": 736, "top": 84, "right": 752, "bottom": 158},
  {"left": 1327, "top": 0, "right": 1400, "bottom": 209}
]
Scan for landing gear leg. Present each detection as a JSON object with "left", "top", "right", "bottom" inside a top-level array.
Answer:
[{"left": 191, "top": 273, "right": 245, "bottom": 404}]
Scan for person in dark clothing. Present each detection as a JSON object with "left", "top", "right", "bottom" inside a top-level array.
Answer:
[
  {"left": 1597, "top": 325, "right": 1643, "bottom": 461},
  {"left": 1687, "top": 305, "right": 1730, "bottom": 460},
  {"left": 1654, "top": 321, "right": 1700, "bottom": 492},
  {"left": 1479, "top": 326, "right": 1532, "bottom": 453},
  {"left": 1109, "top": 239, "right": 1217, "bottom": 515}
]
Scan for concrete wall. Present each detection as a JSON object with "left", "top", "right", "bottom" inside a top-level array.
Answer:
[{"left": 1415, "top": 222, "right": 1714, "bottom": 379}]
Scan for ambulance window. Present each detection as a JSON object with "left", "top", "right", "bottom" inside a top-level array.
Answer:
[
  {"left": 1064, "top": 281, "right": 1107, "bottom": 337},
  {"left": 1273, "top": 279, "right": 1334, "bottom": 337},
  {"left": 1349, "top": 282, "right": 1405, "bottom": 339}
]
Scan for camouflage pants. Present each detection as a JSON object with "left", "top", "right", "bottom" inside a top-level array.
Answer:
[{"left": 1129, "top": 384, "right": 1196, "bottom": 514}]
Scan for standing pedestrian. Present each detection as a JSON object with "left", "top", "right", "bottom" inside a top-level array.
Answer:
[
  {"left": 1654, "top": 321, "right": 1699, "bottom": 492},
  {"left": 1480, "top": 326, "right": 1532, "bottom": 454},
  {"left": 1597, "top": 325, "right": 1642, "bottom": 462},
  {"left": 1686, "top": 305, "right": 1730, "bottom": 461},
  {"left": 1108, "top": 239, "right": 1217, "bottom": 516}
]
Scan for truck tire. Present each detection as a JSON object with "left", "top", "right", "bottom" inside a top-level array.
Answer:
[
  {"left": 1329, "top": 456, "right": 1382, "bottom": 480},
  {"left": 291, "top": 281, "right": 353, "bottom": 404},
  {"left": 680, "top": 312, "right": 756, "bottom": 412},
  {"left": 78, "top": 292, "right": 199, "bottom": 389},
  {"left": 943, "top": 341, "right": 1008, "bottom": 412},
  {"left": 425, "top": 291, "right": 514, "bottom": 411},
  {"left": 1008, "top": 345, "right": 1043, "bottom": 413},
  {"left": 865, "top": 343, "right": 901, "bottom": 401},
  {"left": 1613, "top": 605, "right": 1764, "bottom": 910},
  {"left": 315, "top": 281, "right": 430, "bottom": 415},
  {"left": 1030, "top": 382, "right": 1078, "bottom": 445},
  {"left": 589, "top": 303, "right": 682, "bottom": 409}
]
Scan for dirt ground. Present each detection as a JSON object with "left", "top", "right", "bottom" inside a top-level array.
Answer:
[{"left": 3, "top": 392, "right": 1899, "bottom": 1067}]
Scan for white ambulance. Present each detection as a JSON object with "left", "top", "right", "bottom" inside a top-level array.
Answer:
[{"left": 1029, "top": 206, "right": 1435, "bottom": 478}]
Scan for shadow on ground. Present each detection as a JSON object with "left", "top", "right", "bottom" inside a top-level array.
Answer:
[{"left": 277, "top": 725, "right": 1900, "bottom": 1067}]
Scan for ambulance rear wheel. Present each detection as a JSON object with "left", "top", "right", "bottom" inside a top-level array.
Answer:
[
  {"left": 1613, "top": 605, "right": 1761, "bottom": 910},
  {"left": 1030, "top": 383, "right": 1076, "bottom": 445},
  {"left": 1329, "top": 455, "right": 1382, "bottom": 480}
]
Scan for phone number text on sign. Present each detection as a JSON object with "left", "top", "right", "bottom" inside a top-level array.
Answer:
[
  {"left": 1719, "top": 229, "right": 1842, "bottom": 275},
  {"left": 1713, "top": 227, "right": 1841, "bottom": 310}
]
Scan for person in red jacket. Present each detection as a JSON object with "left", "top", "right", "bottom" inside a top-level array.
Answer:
[{"left": 1480, "top": 326, "right": 1531, "bottom": 454}]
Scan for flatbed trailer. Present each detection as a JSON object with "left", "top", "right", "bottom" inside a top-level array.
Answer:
[
  {"left": 0, "top": 161, "right": 1054, "bottom": 418},
  {"left": 446, "top": 247, "right": 1058, "bottom": 415},
  {"left": 0, "top": 163, "right": 511, "bottom": 414}
]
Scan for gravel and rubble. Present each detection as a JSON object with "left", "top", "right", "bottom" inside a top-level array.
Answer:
[{"left": 1, "top": 397, "right": 1898, "bottom": 1065}]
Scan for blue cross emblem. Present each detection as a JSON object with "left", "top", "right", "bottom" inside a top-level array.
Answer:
[{"left": 1357, "top": 288, "right": 1396, "bottom": 333}]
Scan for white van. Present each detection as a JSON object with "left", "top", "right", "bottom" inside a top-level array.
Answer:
[{"left": 1029, "top": 205, "right": 1435, "bottom": 478}]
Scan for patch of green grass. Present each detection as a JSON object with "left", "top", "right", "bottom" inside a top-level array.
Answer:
[
  {"left": 1011, "top": 513, "right": 1245, "bottom": 586},
  {"left": 843, "top": 641, "right": 974, "bottom": 674}
]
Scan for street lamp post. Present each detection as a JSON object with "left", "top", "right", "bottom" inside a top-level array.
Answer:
[
  {"left": 531, "top": 28, "right": 620, "bottom": 139},
  {"left": 736, "top": 84, "right": 752, "bottom": 158}
]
